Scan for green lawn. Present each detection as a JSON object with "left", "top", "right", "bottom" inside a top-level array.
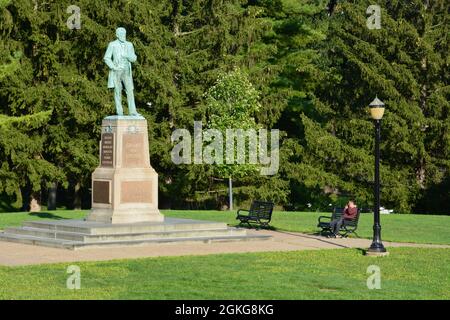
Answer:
[
  {"left": 0, "top": 247, "right": 448, "bottom": 299},
  {"left": 0, "top": 210, "right": 87, "bottom": 229},
  {"left": 1, "top": 209, "right": 449, "bottom": 245},
  {"left": 0, "top": 210, "right": 449, "bottom": 300}
]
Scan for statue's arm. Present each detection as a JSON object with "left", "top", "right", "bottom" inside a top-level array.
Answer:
[
  {"left": 127, "top": 43, "right": 137, "bottom": 63},
  {"left": 103, "top": 43, "right": 116, "bottom": 70}
]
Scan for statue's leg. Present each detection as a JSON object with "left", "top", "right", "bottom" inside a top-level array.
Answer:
[
  {"left": 114, "top": 72, "right": 124, "bottom": 116},
  {"left": 124, "top": 73, "right": 138, "bottom": 116}
]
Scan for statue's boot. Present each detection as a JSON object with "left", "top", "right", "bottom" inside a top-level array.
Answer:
[{"left": 126, "top": 89, "right": 141, "bottom": 116}]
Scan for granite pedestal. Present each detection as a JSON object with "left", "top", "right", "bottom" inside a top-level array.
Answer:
[{"left": 87, "top": 115, "right": 164, "bottom": 224}]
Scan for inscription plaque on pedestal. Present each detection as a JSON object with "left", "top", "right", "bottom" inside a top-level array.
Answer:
[
  {"left": 93, "top": 180, "right": 110, "bottom": 204},
  {"left": 101, "top": 133, "right": 114, "bottom": 167},
  {"left": 121, "top": 181, "right": 152, "bottom": 203},
  {"left": 123, "top": 133, "right": 145, "bottom": 167}
]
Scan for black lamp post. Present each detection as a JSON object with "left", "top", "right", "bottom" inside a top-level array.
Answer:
[{"left": 367, "top": 96, "right": 388, "bottom": 256}]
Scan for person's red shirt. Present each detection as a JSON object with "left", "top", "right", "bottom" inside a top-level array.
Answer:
[{"left": 343, "top": 207, "right": 358, "bottom": 220}]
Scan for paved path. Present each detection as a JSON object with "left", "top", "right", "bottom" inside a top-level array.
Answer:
[{"left": 0, "top": 230, "right": 448, "bottom": 266}]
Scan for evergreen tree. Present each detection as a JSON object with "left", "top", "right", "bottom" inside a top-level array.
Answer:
[
  {"left": 296, "top": 0, "right": 449, "bottom": 212},
  {"left": 0, "top": 111, "right": 60, "bottom": 209},
  {"left": 0, "top": 0, "right": 171, "bottom": 208},
  {"left": 245, "top": 0, "right": 330, "bottom": 210}
]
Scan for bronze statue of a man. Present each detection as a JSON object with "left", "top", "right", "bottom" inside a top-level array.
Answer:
[{"left": 104, "top": 27, "right": 140, "bottom": 116}]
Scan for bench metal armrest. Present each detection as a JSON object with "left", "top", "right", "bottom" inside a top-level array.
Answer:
[
  {"left": 236, "top": 209, "right": 250, "bottom": 217},
  {"left": 318, "top": 215, "right": 331, "bottom": 223}
]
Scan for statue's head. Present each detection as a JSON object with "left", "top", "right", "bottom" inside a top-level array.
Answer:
[{"left": 116, "top": 27, "right": 126, "bottom": 43}]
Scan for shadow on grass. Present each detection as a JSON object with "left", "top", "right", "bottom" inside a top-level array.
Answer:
[
  {"left": 271, "top": 229, "right": 353, "bottom": 249},
  {"left": 233, "top": 222, "right": 366, "bottom": 249},
  {"left": 29, "top": 212, "right": 69, "bottom": 220},
  {"left": 231, "top": 222, "right": 276, "bottom": 231},
  {"left": 355, "top": 248, "right": 367, "bottom": 256}
]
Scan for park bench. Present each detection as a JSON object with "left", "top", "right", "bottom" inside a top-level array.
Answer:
[
  {"left": 317, "top": 207, "right": 361, "bottom": 237},
  {"left": 236, "top": 200, "right": 274, "bottom": 228}
]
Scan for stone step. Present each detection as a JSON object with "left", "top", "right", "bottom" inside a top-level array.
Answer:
[
  {"left": 22, "top": 221, "right": 93, "bottom": 234},
  {"left": 0, "top": 233, "right": 76, "bottom": 249},
  {"left": 0, "top": 217, "right": 273, "bottom": 250},
  {"left": 0, "top": 232, "right": 272, "bottom": 250},
  {"left": 4, "top": 227, "right": 84, "bottom": 241},
  {"left": 83, "top": 228, "right": 248, "bottom": 243},
  {"left": 23, "top": 218, "right": 227, "bottom": 235},
  {"left": 73, "top": 234, "right": 272, "bottom": 249},
  {"left": 4, "top": 226, "right": 247, "bottom": 242}
]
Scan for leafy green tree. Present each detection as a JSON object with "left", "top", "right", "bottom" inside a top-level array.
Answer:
[{"left": 204, "top": 67, "right": 261, "bottom": 209}]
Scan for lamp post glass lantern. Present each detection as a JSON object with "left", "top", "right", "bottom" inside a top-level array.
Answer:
[{"left": 368, "top": 96, "right": 387, "bottom": 254}]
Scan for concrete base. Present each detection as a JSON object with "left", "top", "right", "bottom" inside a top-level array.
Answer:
[
  {"left": 0, "top": 218, "right": 271, "bottom": 250},
  {"left": 87, "top": 205, "right": 164, "bottom": 224},
  {"left": 365, "top": 250, "right": 390, "bottom": 257}
]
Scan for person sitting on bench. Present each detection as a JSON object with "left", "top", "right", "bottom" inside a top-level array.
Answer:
[{"left": 330, "top": 200, "right": 358, "bottom": 238}]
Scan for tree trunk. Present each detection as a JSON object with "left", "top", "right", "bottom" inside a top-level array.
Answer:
[
  {"left": 47, "top": 182, "right": 57, "bottom": 210},
  {"left": 29, "top": 192, "right": 41, "bottom": 212},
  {"left": 228, "top": 177, "right": 233, "bottom": 211},
  {"left": 73, "top": 182, "right": 82, "bottom": 210},
  {"left": 20, "top": 185, "right": 30, "bottom": 212}
]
